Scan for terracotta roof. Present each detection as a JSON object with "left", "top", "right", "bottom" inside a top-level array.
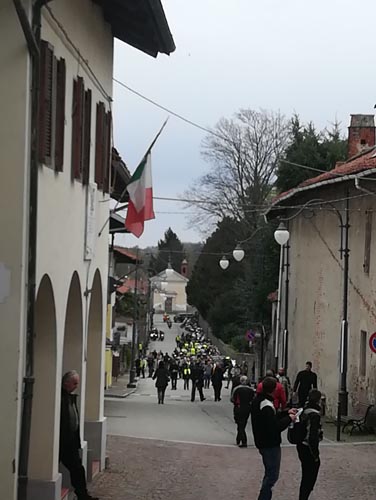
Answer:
[
  {"left": 117, "top": 277, "right": 148, "bottom": 295},
  {"left": 269, "top": 147, "right": 376, "bottom": 209},
  {"left": 113, "top": 247, "right": 142, "bottom": 264}
]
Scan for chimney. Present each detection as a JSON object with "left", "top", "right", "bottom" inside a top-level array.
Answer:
[
  {"left": 181, "top": 259, "right": 188, "bottom": 277},
  {"left": 348, "top": 114, "right": 375, "bottom": 158}
]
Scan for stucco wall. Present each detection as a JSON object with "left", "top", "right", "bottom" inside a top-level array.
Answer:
[
  {"left": 0, "top": 1, "right": 114, "bottom": 496},
  {"left": 285, "top": 185, "right": 376, "bottom": 417},
  {"left": 0, "top": 2, "right": 31, "bottom": 498}
]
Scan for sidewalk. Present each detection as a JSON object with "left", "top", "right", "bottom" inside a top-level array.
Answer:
[{"left": 104, "top": 373, "right": 137, "bottom": 399}]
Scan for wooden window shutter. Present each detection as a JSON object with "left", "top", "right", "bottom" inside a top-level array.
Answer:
[
  {"left": 82, "top": 89, "right": 92, "bottom": 185},
  {"left": 54, "top": 58, "right": 66, "bottom": 171},
  {"left": 95, "top": 102, "right": 105, "bottom": 189},
  {"left": 71, "top": 77, "right": 85, "bottom": 180},
  {"left": 38, "top": 40, "right": 54, "bottom": 165},
  {"left": 103, "top": 110, "right": 112, "bottom": 193},
  {"left": 363, "top": 210, "right": 372, "bottom": 274}
]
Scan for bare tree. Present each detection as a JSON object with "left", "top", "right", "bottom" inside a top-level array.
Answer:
[{"left": 183, "top": 109, "right": 290, "bottom": 231}]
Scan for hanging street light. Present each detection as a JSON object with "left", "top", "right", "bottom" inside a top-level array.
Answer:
[
  {"left": 274, "top": 222, "right": 290, "bottom": 246},
  {"left": 219, "top": 256, "right": 229, "bottom": 270},
  {"left": 233, "top": 244, "right": 245, "bottom": 262}
]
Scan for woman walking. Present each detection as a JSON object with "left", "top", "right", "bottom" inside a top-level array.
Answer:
[{"left": 152, "top": 361, "right": 170, "bottom": 404}]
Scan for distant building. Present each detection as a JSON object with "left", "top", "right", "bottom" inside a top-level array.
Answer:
[{"left": 151, "top": 264, "right": 189, "bottom": 313}]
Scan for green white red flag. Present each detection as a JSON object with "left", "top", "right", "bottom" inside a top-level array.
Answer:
[
  {"left": 124, "top": 118, "right": 168, "bottom": 238},
  {"left": 125, "top": 152, "right": 155, "bottom": 238}
]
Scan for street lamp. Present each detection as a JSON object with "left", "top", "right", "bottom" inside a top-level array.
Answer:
[
  {"left": 219, "top": 255, "right": 229, "bottom": 270},
  {"left": 273, "top": 222, "right": 290, "bottom": 374},
  {"left": 233, "top": 244, "right": 245, "bottom": 262}
]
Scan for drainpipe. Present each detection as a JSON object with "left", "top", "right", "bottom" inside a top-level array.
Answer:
[
  {"left": 14, "top": 1, "right": 50, "bottom": 499},
  {"left": 354, "top": 177, "right": 375, "bottom": 196}
]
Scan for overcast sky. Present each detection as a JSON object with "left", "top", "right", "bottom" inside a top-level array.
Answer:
[{"left": 113, "top": 0, "right": 376, "bottom": 248}]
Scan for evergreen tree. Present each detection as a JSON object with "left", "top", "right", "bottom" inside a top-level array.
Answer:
[
  {"left": 276, "top": 115, "right": 347, "bottom": 192},
  {"left": 154, "top": 228, "right": 185, "bottom": 274}
]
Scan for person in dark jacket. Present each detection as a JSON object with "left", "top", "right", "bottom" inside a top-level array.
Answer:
[
  {"left": 211, "top": 362, "right": 224, "bottom": 401},
  {"left": 190, "top": 361, "right": 206, "bottom": 402},
  {"left": 293, "top": 361, "right": 318, "bottom": 407},
  {"left": 60, "top": 371, "right": 99, "bottom": 500},
  {"left": 251, "top": 377, "right": 296, "bottom": 500},
  {"left": 297, "top": 389, "right": 323, "bottom": 500},
  {"left": 152, "top": 361, "right": 170, "bottom": 404},
  {"left": 231, "top": 375, "right": 254, "bottom": 447},
  {"left": 169, "top": 358, "right": 179, "bottom": 390}
]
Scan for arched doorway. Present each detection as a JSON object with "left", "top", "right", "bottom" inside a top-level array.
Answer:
[
  {"left": 62, "top": 272, "right": 83, "bottom": 396},
  {"left": 84, "top": 269, "right": 106, "bottom": 472},
  {"left": 28, "top": 275, "right": 60, "bottom": 497}
]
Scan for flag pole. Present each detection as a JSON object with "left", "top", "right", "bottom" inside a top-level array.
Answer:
[{"left": 98, "top": 117, "right": 169, "bottom": 237}]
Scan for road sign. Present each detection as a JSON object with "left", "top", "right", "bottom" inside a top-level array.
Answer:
[
  {"left": 369, "top": 332, "right": 376, "bottom": 353},
  {"left": 246, "top": 329, "right": 256, "bottom": 342}
]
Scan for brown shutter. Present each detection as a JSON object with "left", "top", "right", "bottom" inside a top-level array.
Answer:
[
  {"left": 95, "top": 102, "right": 105, "bottom": 189},
  {"left": 38, "top": 40, "right": 54, "bottom": 165},
  {"left": 103, "top": 110, "right": 112, "bottom": 193},
  {"left": 55, "top": 57, "right": 66, "bottom": 171},
  {"left": 82, "top": 89, "right": 92, "bottom": 185},
  {"left": 71, "top": 76, "right": 85, "bottom": 180}
]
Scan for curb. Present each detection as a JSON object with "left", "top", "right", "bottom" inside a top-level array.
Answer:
[{"left": 104, "top": 388, "right": 137, "bottom": 399}]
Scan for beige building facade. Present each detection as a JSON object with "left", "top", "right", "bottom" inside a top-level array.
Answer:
[
  {"left": 269, "top": 117, "right": 376, "bottom": 418},
  {"left": 151, "top": 268, "right": 189, "bottom": 313},
  {"left": 0, "top": 2, "right": 174, "bottom": 499}
]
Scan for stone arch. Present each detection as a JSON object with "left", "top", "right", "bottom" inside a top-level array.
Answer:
[
  {"left": 85, "top": 269, "right": 103, "bottom": 420},
  {"left": 28, "top": 274, "right": 58, "bottom": 481},
  {"left": 62, "top": 271, "right": 83, "bottom": 387}
]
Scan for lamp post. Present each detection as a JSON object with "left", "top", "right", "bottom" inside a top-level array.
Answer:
[{"left": 274, "top": 223, "right": 290, "bottom": 372}]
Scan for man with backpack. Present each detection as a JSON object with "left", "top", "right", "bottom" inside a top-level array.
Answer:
[
  {"left": 251, "top": 377, "right": 297, "bottom": 500},
  {"left": 288, "top": 389, "right": 322, "bottom": 500}
]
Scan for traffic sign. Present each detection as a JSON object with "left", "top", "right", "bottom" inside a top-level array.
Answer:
[
  {"left": 246, "top": 329, "right": 256, "bottom": 341},
  {"left": 369, "top": 332, "right": 376, "bottom": 353}
]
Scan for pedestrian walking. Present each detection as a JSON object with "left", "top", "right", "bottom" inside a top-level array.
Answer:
[
  {"left": 251, "top": 376, "right": 296, "bottom": 500},
  {"left": 135, "top": 357, "right": 141, "bottom": 378},
  {"left": 211, "top": 362, "right": 224, "bottom": 402},
  {"left": 147, "top": 355, "right": 154, "bottom": 378},
  {"left": 169, "top": 357, "right": 179, "bottom": 390},
  {"left": 190, "top": 361, "right": 206, "bottom": 402},
  {"left": 60, "top": 371, "right": 99, "bottom": 500},
  {"left": 183, "top": 362, "right": 191, "bottom": 390},
  {"left": 296, "top": 389, "right": 323, "bottom": 500},
  {"left": 276, "top": 367, "right": 291, "bottom": 402},
  {"left": 204, "top": 360, "right": 212, "bottom": 389},
  {"left": 293, "top": 362, "right": 318, "bottom": 408},
  {"left": 257, "top": 369, "right": 287, "bottom": 411},
  {"left": 141, "top": 358, "right": 147, "bottom": 378},
  {"left": 152, "top": 361, "right": 170, "bottom": 404},
  {"left": 231, "top": 375, "right": 254, "bottom": 447}
]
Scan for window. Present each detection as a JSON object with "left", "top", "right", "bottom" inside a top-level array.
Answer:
[
  {"left": 95, "top": 102, "right": 112, "bottom": 192},
  {"left": 360, "top": 330, "right": 367, "bottom": 377},
  {"left": 38, "top": 40, "right": 66, "bottom": 170},
  {"left": 363, "top": 210, "right": 372, "bottom": 274}
]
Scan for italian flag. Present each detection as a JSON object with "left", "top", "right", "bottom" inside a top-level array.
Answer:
[{"left": 125, "top": 152, "right": 155, "bottom": 238}]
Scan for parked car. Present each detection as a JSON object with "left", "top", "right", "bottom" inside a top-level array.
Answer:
[{"left": 173, "top": 313, "right": 194, "bottom": 323}]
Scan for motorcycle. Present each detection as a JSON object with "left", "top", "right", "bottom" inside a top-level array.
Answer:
[
  {"left": 167, "top": 319, "right": 172, "bottom": 329},
  {"left": 159, "top": 331, "right": 165, "bottom": 341}
]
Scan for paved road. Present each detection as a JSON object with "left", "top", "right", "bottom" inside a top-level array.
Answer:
[{"left": 92, "top": 315, "right": 376, "bottom": 499}]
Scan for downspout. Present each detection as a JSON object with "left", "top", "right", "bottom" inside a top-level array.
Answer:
[
  {"left": 354, "top": 177, "right": 376, "bottom": 196},
  {"left": 14, "top": 1, "right": 50, "bottom": 499}
]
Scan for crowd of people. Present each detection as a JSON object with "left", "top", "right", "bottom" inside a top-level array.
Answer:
[{"left": 140, "top": 318, "right": 322, "bottom": 500}]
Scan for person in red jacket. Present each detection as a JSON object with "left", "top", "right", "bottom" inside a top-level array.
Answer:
[{"left": 257, "top": 369, "right": 287, "bottom": 411}]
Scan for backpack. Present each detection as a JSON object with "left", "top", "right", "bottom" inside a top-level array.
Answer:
[{"left": 287, "top": 408, "right": 320, "bottom": 445}]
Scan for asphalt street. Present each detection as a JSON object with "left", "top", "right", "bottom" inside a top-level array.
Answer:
[{"left": 105, "top": 315, "right": 243, "bottom": 446}]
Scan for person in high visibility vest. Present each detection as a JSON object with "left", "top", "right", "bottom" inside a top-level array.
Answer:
[
  {"left": 190, "top": 346, "right": 196, "bottom": 356},
  {"left": 183, "top": 363, "right": 191, "bottom": 390}
]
